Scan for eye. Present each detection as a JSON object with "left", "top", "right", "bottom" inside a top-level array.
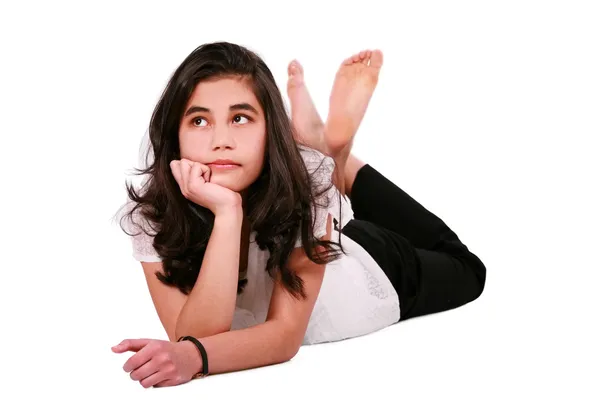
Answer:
[
  {"left": 192, "top": 117, "right": 208, "bottom": 127},
  {"left": 233, "top": 114, "right": 250, "bottom": 124}
]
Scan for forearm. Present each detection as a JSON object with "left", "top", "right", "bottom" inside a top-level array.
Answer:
[
  {"left": 189, "top": 320, "right": 301, "bottom": 376},
  {"left": 176, "top": 207, "right": 243, "bottom": 338}
]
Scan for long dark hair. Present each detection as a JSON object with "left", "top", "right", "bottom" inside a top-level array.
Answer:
[{"left": 119, "top": 42, "right": 343, "bottom": 300}]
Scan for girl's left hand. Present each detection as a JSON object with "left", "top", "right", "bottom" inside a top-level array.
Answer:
[{"left": 112, "top": 338, "right": 202, "bottom": 388}]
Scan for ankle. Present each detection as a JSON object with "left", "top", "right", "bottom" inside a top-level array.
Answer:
[{"left": 342, "top": 154, "right": 365, "bottom": 199}]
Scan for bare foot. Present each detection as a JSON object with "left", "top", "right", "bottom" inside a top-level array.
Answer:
[
  {"left": 286, "top": 60, "right": 327, "bottom": 154},
  {"left": 324, "top": 49, "right": 384, "bottom": 157}
]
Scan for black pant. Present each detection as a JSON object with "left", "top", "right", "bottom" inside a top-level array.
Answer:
[{"left": 340, "top": 164, "right": 487, "bottom": 322}]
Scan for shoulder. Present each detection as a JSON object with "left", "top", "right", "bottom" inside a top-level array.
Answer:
[
  {"left": 293, "top": 147, "right": 339, "bottom": 247},
  {"left": 119, "top": 199, "right": 157, "bottom": 235},
  {"left": 297, "top": 145, "right": 335, "bottom": 179},
  {"left": 117, "top": 199, "right": 162, "bottom": 262}
]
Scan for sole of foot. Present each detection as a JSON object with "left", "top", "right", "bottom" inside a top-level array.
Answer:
[
  {"left": 324, "top": 49, "right": 384, "bottom": 158},
  {"left": 286, "top": 59, "right": 327, "bottom": 154}
]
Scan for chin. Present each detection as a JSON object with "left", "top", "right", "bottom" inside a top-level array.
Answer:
[{"left": 209, "top": 174, "right": 247, "bottom": 192}]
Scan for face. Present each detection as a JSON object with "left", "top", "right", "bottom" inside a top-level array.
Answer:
[{"left": 178, "top": 76, "right": 267, "bottom": 192}]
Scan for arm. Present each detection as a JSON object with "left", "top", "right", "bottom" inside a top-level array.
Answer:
[
  {"left": 185, "top": 214, "right": 333, "bottom": 375},
  {"left": 118, "top": 215, "right": 333, "bottom": 386},
  {"left": 175, "top": 207, "right": 243, "bottom": 338},
  {"left": 141, "top": 206, "right": 243, "bottom": 341}
]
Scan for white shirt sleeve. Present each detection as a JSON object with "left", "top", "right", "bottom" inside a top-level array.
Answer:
[
  {"left": 295, "top": 147, "right": 337, "bottom": 247},
  {"left": 131, "top": 231, "right": 162, "bottom": 262},
  {"left": 121, "top": 201, "right": 162, "bottom": 263}
]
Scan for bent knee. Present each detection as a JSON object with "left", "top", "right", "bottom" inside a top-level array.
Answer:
[{"left": 467, "top": 253, "right": 487, "bottom": 301}]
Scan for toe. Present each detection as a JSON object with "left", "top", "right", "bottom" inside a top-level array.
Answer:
[
  {"left": 288, "top": 60, "right": 304, "bottom": 77},
  {"left": 370, "top": 50, "right": 384, "bottom": 69},
  {"left": 362, "top": 50, "right": 371, "bottom": 65}
]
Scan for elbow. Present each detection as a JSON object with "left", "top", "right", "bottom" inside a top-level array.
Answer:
[
  {"left": 279, "top": 337, "right": 300, "bottom": 362},
  {"left": 282, "top": 344, "right": 301, "bottom": 362},
  {"left": 279, "top": 343, "right": 300, "bottom": 364},
  {"left": 278, "top": 324, "right": 304, "bottom": 362}
]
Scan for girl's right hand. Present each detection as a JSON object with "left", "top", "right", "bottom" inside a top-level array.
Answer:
[{"left": 170, "top": 159, "right": 242, "bottom": 215}]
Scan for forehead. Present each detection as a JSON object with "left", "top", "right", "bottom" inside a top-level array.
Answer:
[{"left": 186, "top": 76, "right": 261, "bottom": 111}]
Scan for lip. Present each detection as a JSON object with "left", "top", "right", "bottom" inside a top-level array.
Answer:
[{"left": 207, "top": 159, "right": 241, "bottom": 169}]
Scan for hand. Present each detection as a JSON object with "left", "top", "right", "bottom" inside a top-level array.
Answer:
[
  {"left": 112, "top": 338, "right": 202, "bottom": 388},
  {"left": 170, "top": 158, "right": 241, "bottom": 215}
]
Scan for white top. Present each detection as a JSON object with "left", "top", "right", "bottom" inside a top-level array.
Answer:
[{"left": 125, "top": 147, "right": 400, "bottom": 345}]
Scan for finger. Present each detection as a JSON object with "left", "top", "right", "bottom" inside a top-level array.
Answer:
[
  {"left": 129, "top": 359, "right": 160, "bottom": 382},
  {"left": 170, "top": 160, "right": 182, "bottom": 186},
  {"left": 153, "top": 379, "right": 180, "bottom": 388},
  {"left": 190, "top": 161, "right": 206, "bottom": 186},
  {"left": 201, "top": 163, "right": 211, "bottom": 182},
  {"left": 180, "top": 159, "right": 193, "bottom": 194},
  {"left": 122, "top": 342, "right": 157, "bottom": 373},
  {"left": 111, "top": 338, "right": 152, "bottom": 353},
  {"left": 140, "top": 371, "right": 171, "bottom": 389}
]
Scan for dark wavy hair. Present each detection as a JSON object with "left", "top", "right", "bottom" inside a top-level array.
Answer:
[{"left": 119, "top": 42, "right": 343, "bottom": 300}]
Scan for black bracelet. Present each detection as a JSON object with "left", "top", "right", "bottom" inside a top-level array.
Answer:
[{"left": 177, "top": 336, "right": 209, "bottom": 378}]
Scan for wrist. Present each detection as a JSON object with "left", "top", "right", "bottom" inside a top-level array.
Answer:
[
  {"left": 214, "top": 204, "right": 243, "bottom": 221},
  {"left": 180, "top": 339, "right": 203, "bottom": 376}
]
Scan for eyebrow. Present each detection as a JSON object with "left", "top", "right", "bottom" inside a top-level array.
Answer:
[{"left": 184, "top": 103, "right": 259, "bottom": 117}]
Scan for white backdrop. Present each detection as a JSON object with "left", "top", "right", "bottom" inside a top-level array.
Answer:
[{"left": 1, "top": 1, "right": 598, "bottom": 398}]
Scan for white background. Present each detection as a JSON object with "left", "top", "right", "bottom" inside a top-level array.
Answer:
[{"left": 1, "top": 0, "right": 598, "bottom": 398}]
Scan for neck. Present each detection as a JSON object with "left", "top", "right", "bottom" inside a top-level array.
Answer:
[{"left": 240, "top": 189, "right": 248, "bottom": 210}]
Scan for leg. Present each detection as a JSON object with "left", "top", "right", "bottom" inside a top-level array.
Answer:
[
  {"left": 287, "top": 59, "right": 349, "bottom": 196},
  {"left": 287, "top": 49, "right": 461, "bottom": 248},
  {"left": 343, "top": 217, "right": 487, "bottom": 321},
  {"left": 342, "top": 152, "right": 366, "bottom": 199},
  {"left": 341, "top": 157, "right": 487, "bottom": 320},
  {"left": 325, "top": 49, "right": 383, "bottom": 197},
  {"left": 287, "top": 50, "right": 383, "bottom": 197},
  {"left": 287, "top": 53, "right": 486, "bottom": 320},
  {"left": 347, "top": 162, "right": 459, "bottom": 250},
  {"left": 287, "top": 60, "right": 328, "bottom": 155}
]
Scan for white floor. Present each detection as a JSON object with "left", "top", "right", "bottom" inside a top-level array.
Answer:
[{"left": 2, "top": 1, "right": 598, "bottom": 398}]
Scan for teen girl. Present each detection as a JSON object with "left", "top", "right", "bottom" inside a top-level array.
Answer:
[{"left": 113, "top": 42, "right": 486, "bottom": 388}]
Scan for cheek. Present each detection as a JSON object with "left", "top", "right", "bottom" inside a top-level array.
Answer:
[
  {"left": 254, "top": 130, "right": 267, "bottom": 156},
  {"left": 238, "top": 128, "right": 266, "bottom": 180},
  {"left": 239, "top": 127, "right": 266, "bottom": 159},
  {"left": 179, "top": 131, "right": 209, "bottom": 159}
]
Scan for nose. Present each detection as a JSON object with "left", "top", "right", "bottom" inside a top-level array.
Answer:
[{"left": 211, "top": 124, "right": 236, "bottom": 150}]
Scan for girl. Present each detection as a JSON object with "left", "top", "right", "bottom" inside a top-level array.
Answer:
[{"left": 113, "top": 42, "right": 486, "bottom": 388}]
